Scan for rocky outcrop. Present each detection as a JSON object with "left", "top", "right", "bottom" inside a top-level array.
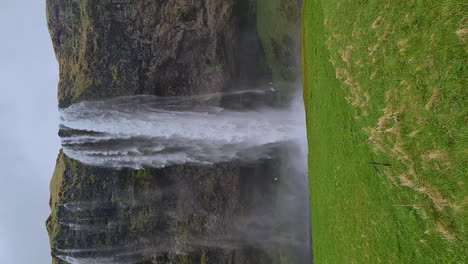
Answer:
[
  {"left": 47, "top": 0, "right": 269, "bottom": 107},
  {"left": 46, "top": 0, "right": 304, "bottom": 263},
  {"left": 47, "top": 151, "right": 282, "bottom": 264}
]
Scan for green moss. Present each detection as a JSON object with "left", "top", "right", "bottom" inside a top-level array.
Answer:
[
  {"left": 63, "top": 239, "right": 72, "bottom": 248},
  {"left": 111, "top": 66, "right": 119, "bottom": 81},
  {"left": 55, "top": 0, "right": 104, "bottom": 105},
  {"left": 102, "top": 180, "right": 108, "bottom": 190},
  {"left": 131, "top": 168, "right": 153, "bottom": 189},
  {"left": 88, "top": 173, "right": 96, "bottom": 184},
  {"left": 193, "top": 217, "right": 203, "bottom": 227},
  {"left": 71, "top": 173, "right": 78, "bottom": 185},
  {"left": 201, "top": 251, "right": 207, "bottom": 264},
  {"left": 130, "top": 208, "right": 153, "bottom": 232},
  {"left": 176, "top": 255, "right": 192, "bottom": 264},
  {"left": 48, "top": 151, "right": 71, "bottom": 248},
  {"left": 207, "top": 53, "right": 221, "bottom": 67},
  {"left": 170, "top": 220, "right": 192, "bottom": 252},
  {"left": 71, "top": 160, "right": 79, "bottom": 170}
]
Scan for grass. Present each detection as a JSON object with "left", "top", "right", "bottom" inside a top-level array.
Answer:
[{"left": 302, "top": 0, "right": 467, "bottom": 263}]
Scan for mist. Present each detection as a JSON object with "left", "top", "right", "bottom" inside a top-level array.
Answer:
[
  {"left": 52, "top": 86, "right": 311, "bottom": 263},
  {"left": 59, "top": 90, "right": 307, "bottom": 169}
]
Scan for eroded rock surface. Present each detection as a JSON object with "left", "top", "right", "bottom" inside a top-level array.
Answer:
[{"left": 47, "top": 0, "right": 269, "bottom": 107}]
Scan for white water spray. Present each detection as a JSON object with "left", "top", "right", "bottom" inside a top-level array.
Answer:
[{"left": 59, "top": 91, "right": 305, "bottom": 169}]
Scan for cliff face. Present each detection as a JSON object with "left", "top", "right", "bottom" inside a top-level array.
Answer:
[
  {"left": 47, "top": 0, "right": 269, "bottom": 106},
  {"left": 46, "top": 0, "right": 304, "bottom": 263},
  {"left": 48, "top": 152, "right": 279, "bottom": 264}
]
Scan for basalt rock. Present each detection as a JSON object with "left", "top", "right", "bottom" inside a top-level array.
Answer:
[
  {"left": 48, "top": 151, "right": 282, "bottom": 264},
  {"left": 47, "top": 0, "right": 269, "bottom": 107}
]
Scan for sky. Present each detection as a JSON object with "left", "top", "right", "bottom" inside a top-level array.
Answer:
[{"left": 0, "top": 1, "right": 59, "bottom": 263}]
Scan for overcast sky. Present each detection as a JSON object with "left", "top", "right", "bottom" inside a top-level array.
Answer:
[{"left": 0, "top": 1, "right": 59, "bottom": 263}]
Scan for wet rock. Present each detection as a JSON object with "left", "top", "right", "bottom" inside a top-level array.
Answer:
[
  {"left": 47, "top": 0, "right": 269, "bottom": 107},
  {"left": 46, "top": 0, "right": 305, "bottom": 263}
]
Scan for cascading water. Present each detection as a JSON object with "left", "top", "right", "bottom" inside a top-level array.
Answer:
[
  {"left": 59, "top": 90, "right": 306, "bottom": 169},
  {"left": 53, "top": 88, "right": 311, "bottom": 263}
]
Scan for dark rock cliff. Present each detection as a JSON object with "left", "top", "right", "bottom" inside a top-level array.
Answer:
[
  {"left": 47, "top": 0, "right": 269, "bottom": 107},
  {"left": 46, "top": 0, "right": 303, "bottom": 263},
  {"left": 48, "top": 152, "right": 284, "bottom": 264}
]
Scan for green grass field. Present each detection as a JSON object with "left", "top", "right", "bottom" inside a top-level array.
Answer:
[{"left": 302, "top": 0, "right": 467, "bottom": 263}]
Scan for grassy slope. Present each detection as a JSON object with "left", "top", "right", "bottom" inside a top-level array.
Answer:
[{"left": 303, "top": 0, "right": 467, "bottom": 263}]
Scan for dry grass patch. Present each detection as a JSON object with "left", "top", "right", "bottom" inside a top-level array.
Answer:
[
  {"left": 399, "top": 166, "right": 452, "bottom": 212},
  {"left": 417, "top": 185, "right": 451, "bottom": 212},
  {"left": 415, "top": 59, "right": 435, "bottom": 72},
  {"left": 399, "top": 171, "right": 416, "bottom": 189},
  {"left": 370, "top": 70, "right": 378, "bottom": 80},
  {"left": 335, "top": 67, "right": 349, "bottom": 80},
  {"left": 352, "top": 23, "right": 362, "bottom": 39},
  {"left": 390, "top": 127, "right": 412, "bottom": 162},
  {"left": 424, "top": 87, "right": 441, "bottom": 110},
  {"left": 455, "top": 28, "right": 468, "bottom": 44},
  {"left": 372, "top": 15, "right": 383, "bottom": 29},
  {"left": 355, "top": 59, "right": 364, "bottom": 67},
  {"left": 339, "top": 45, "right": 354, "bottom": 64},
  {"left": 422, "top": 150, "right": 450, "bottom": 163},
  {"left": 436, "top": 223, "right": 457, "bottom": 241},
  {"left": 397, "top": 38, "right": 409, "bottom": 52}
]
